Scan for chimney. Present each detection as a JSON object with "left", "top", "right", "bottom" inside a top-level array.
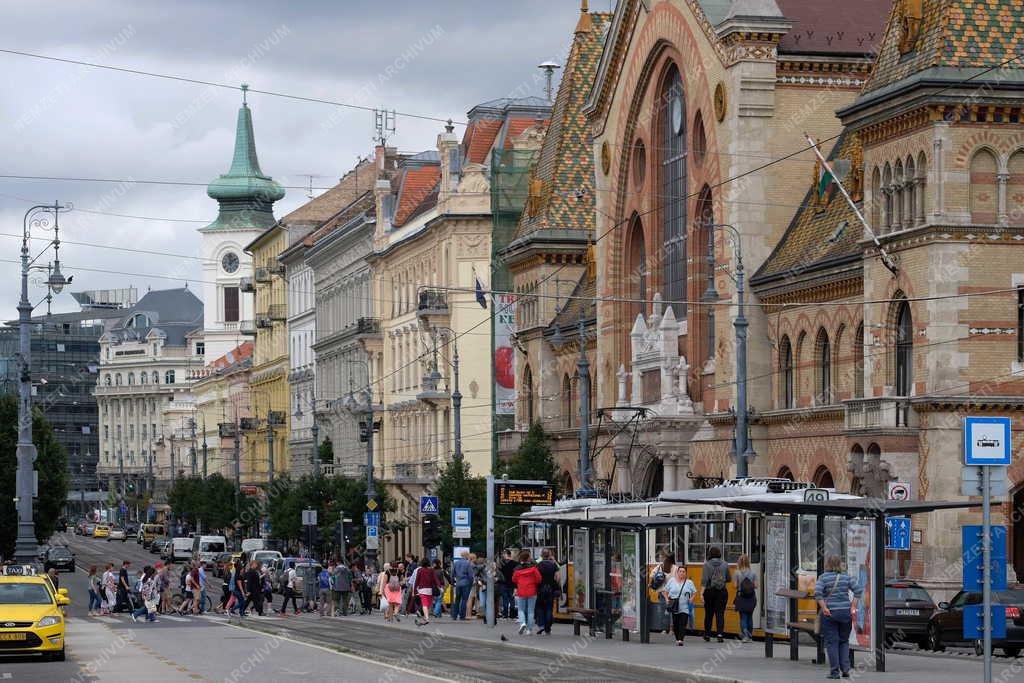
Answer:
[
  {"left": 437, "top": 119, "right": 461, "bottom": 203},
  {"left": 374, "top": 178, "right": 393, "bottom": 236}
]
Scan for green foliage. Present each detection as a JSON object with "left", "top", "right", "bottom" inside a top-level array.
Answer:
[
  {"left": 318, "top": 437, "right": 334, "bottom": 464},
  {"left": 434, "top": 458, "right": 487, "bottom": 554},
  {"left": 0, "top": 393, "right": 69, "bottom": 558},
  {"left": 494, "top": 422, "right": 560, "bottom": 547},
  {"left": 267, "top": 474, "right": 395, "bottom": 558},
  {"left": 167, "top": 474, "right": 240, "bottom": 533}
]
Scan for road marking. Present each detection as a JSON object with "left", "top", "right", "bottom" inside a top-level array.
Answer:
[
  {"left": 222, "top": 622, "right": 451, "bottom": 682},
  {"left": 160, "top": 615, "right": 191, "bottom": 622},
  {"left": 2, "top": 673, "right": 12, "bottom": 679}
]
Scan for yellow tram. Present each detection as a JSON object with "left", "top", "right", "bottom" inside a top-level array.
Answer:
[{"left": 516, "top": 478, "right": 862, "bottom": 638}]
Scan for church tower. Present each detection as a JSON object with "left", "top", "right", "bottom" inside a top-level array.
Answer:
[{"left": 198, "top": 85, "right": 285, "bottom": 362}]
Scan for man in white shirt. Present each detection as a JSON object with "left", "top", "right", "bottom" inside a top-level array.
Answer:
[{"left": 278, "top": 566, "right": 300, "bottom": 615}]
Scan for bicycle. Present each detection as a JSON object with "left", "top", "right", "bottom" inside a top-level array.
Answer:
[{"left": 171, "top": 591, "right": 212, "bottom": 614}]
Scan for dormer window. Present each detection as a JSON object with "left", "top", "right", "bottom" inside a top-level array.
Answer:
[{"left": 129, "top": 314, "right": 150, "bottom": 329}]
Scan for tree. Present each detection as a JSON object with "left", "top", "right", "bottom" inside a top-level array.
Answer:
[
  {"left": 318, "top": 437, "right": 334, "bottom": 464},
  {"left": 0, "top": 393, "right": 69, "bottom": 558},
  {"left": 434, "top": 458, "right": 486, "bottom": 554},
  {"left": 166, "top": 474, "right": 238, "bottom": 533}
]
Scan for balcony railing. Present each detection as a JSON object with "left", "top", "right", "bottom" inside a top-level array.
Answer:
[
  {"left": 844, "top": 397, "right": 917, "bottom": 431},
  {"left": 239, "top": 277, "right": 255, "bottom": 293},
  {"left": 254, "top": 267, "right": 272, "bottom": 283},
  {"left": 356, "top": 317, "right": 382, "bottom": 335},
  {"left": 255, "top": 316, "right": 273, "bottom": 329},
  {"left": 239, "top": 320, "right": 257, "bottom": 336},
  {"left": 267, "top": 303, "right": 287, "bottom": 321},
  {"left": 390, "top": 462, "right": 437, "bottom": 482},
  {"left": 417, "top": 289, "right": 448, "bottom": 315}
]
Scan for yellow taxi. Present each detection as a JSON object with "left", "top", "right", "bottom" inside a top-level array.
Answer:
[
  {"left": 0, "top": 565, "right": 69, "bottom": 661},
  {"left": 92, "top": 524, "right": 110, "bottom": 538}
]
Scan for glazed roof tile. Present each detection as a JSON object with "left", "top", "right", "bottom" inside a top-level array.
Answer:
[
  {"left": 514, "top": 11, "right": 610, "bottom": 241},
  {"left": 751, "top": 132, "right": 862, "bottom": 284},
  {"left": 774, "top": 0, "right": 890, "bottom": 55}
]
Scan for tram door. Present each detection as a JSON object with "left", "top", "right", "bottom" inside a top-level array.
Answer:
[{"left": 746, "top": 515, "right": 764, "bottom": 632}]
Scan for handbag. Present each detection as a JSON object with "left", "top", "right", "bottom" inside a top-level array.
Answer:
[{"left": 813, "top": 573, "right": 842, "bottom": 635}]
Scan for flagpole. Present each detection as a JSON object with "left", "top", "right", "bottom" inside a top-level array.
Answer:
[{"left": 805, "top": 134, "right": 898, "bottom": 276}]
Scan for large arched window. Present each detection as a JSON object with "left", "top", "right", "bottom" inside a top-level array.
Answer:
[
  {"left": 522, "top": 364, "right": 534, "bottom": 426},
  {"left": 626, "top": 215, "right": 646, "bottom": 323},
  {"left": 815, "top": 329, "right": 831, "bottom": 404},
  {"left": 970, "top": 149, "right": 999, "bottom": 223},
  {"left": 895, "top": 301, "right": 913, "bottom": 396},
  {"left": 813, "top": 465, "right": 835, "bottom": 489},
  {"left": 658, "top": 64, "right": 687, "bottom": 310},
  {"left": 127, "top": 373, "right": 135, "bottom": 386},
  {"left": 871, "top": 167, "right": 882, "bottom": 230},
  {"left": 779, "top": 335, "right": 794, "bottom": 409},
  {"left": 697, "top": 185, "right": 715, "bottom": 360},
  {"left": 1008, "top": 150, "right": 1024, "bottom": 226},
  {"left": 115, "top": 373, "right": 122, "bottom": 386}
]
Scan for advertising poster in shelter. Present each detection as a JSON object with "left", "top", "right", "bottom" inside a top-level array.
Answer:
[
  {"left": 764, "top": 516, "right": 790, "bottom": 634},
  {"left": 572, "top": 529, "right": 589, "bottom": 609},
  {"left": 845, "top": 520, "right": 875, "bottom": 652},
  {"left": 621, "top": 533, "right": 639, "bottom": 630}
]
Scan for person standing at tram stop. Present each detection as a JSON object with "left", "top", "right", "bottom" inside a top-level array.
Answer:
[
  {"left": 661, "top": 565, "right": 697, "bottom": 646},
  {"left": 701, "top": 547, "right": 730, "bottom": 642},
  {"left": 733, "top": 554, "right": 758, "bottom": 643},
  {"left": 815, "top": 555, "right": 863, "bottom": 680}
]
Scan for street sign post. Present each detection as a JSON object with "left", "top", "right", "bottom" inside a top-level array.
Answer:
[
  {"left": 419, "top": 496, "right": 439, "bottom": 514},
  {"left": 452, "top": 507, "right": 471, "bottom": 539},
  {"left": 887, "top": 482, "right": 911, "bottom": 501},
  {"left": 884, "top": 517, "right": 911, "bottom": 551},
  {"left": 963, "top": 525, "right": 1008, "bottom": 592},
  {"left": 364, "top": 511, "right": 381, "bottom": 528},
  {"left": 963, "top": 415, "right": 1012, "bottom": 683},
  {"left": 365, "top": 525, "right": 379, "bottom": 550},
  {"left": 301, "top": 509, "right": 317, "bottom": 526}
]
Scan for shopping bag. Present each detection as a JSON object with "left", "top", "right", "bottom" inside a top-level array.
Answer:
[{"left": 443, "top": 584, "right": 453, "bottom": 606}]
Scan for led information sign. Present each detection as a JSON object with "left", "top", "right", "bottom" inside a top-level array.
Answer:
[{"left": 495, "top": 483, "right": 554, "bottom": 506}]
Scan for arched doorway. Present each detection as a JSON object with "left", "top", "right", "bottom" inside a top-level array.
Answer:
[
  {"left": 777, "top": 466, "right": 794, "bottom": 481},
  {"left": 643, "top": 459, "right": 665, "bottom": 499},
  {"left": 813, "top": 465, "right": 835, "bottom": 489}
]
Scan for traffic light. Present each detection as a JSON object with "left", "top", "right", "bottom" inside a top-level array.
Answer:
[{"left": 422, "top": 515, "right": 440, "bottom": 547}]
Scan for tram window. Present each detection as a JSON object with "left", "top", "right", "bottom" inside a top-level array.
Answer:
[
  {"left": 723, "top": 513, "right": 743, "bottom": 563},
  {"left": 687, "top": 513, "right": 708, "bottom": 564},
  {"left": 654, "top": 527, "right": 673, "bottom": 564},
  {"left": 748, "top": 517, "right": 763, "bottom": 564}
]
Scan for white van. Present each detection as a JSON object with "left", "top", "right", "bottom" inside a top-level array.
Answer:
[
  {"left": 192, "top": 535, "right": 227, "bottom": 567},
  {"left": 171, "top": 537, "right": 194, "bottom": 562},
  {"left": 241, "top": 538, "right": 267, "bottom": 554}
]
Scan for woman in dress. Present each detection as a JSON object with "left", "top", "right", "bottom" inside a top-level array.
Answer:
[
  {"left": 661, "top": 565, "right": 697, "bottom": 646},
  {"left": 379, "top": 563, "right": 404, "bottom": 623}
]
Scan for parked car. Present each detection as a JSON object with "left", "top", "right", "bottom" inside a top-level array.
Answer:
[
  {"left": 155, "top": 539, "right": 173, "bottom": 560},
  {"left": 927, "top": 588, "right": 1024, "bottom": 657},
  {"left": 107, "top": 527, "right": 127, "bottom": 542},
  {"left": 245, "top": 550, "right": 283, "bottom": 572},
  {"left": 125, "top": 523, "right": 139, "bottom": 538},
  {"left": 884, "top": 580, "right": 936, "bottom": 646},
  {"left": 43, "top": 546, "right": 75, "bottom": 573},
  {"left": 149, "top": 536, "right": 168, "bottom": 554}
]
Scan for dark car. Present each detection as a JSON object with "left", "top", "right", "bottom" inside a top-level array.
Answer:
[
  {"left": 149, "top": 536, "right": 168, "bottom": 554},
  {"left": 884, "top": 580, "right": 935, "bottom": 646},
  {"left": 44, "top": 546, "right": 75, "bottom": 573},
  {"left": 927, "top": 588, "right": 1024, "bottom": 657}
]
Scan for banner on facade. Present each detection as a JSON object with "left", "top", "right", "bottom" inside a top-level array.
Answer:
[
  {"left": 494, "top": 292, "right": 517, "bottom": 415},
  {"left": 846, "top": 520, "right": 875, "bottom": 652},
  {"left": 764, "top": 516, "right": 790, "bottom": 635}
]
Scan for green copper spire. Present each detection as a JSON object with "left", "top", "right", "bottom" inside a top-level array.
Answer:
[{"left": 203, "top": 85, "right": 285, "bottom": 231}]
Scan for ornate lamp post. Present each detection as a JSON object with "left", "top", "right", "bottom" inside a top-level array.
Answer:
[
  {"left": 344, "top": 359, "right": 377, "bottom": 569},
  {"left": 14, "top": 202, "right": 72, "bottom": 564},
  {"left": 293, "top": 395, "right": 322, "bottom": 477}
]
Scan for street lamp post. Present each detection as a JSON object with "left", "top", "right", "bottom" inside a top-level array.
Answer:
[
  {"left": 576, "top": 316, "right": 592, "bottom": 493},
  {"left": 201, "top": 417, "right": 208, "bottom": 479},
  {"left": 294, "top": 395, "right": 322, "bottom": 477},
  {"left": 703, "top": 223, "right": 756, "bottom": 479},
  {"left": 14, "top": 202, "right": 71, "bottom": 564},
  {"left": 426, "top": 327, "right": 462, "bottom": 463},
  {"left": 345, "top": 359, "right": 377, "bottom": 569}
]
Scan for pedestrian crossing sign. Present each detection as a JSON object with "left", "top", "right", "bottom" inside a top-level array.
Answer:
[{"left": 419, "top": 496, "right": 439, "bottom": 514}]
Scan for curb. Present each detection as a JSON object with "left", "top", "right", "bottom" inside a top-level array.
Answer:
[{"left": 233, "top": 617, "right": 756, "bottom": 683}]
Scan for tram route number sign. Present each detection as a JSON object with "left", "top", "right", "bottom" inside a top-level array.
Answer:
[{"left": 496, "top": 483, "right": 555, "bottom": 506}]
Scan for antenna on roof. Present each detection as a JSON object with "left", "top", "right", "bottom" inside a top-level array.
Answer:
[
  {"left": 538, "top": 61, "right": 561, "bottom": 102},
  {"left": 374, "top": 108, "right": 396, "bottom": 146},
  {"left": 240, "top": 83, "right": 249, "bottom": 105}
]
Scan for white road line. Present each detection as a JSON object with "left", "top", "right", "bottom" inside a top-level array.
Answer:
[
  {"left": 222, "top": 622, "right": 451, "bottom": 682},
  {"left": 160, "top": 615, "right": 191, "bottom": 622},
  {"left": 2, "top": 672, "right": 13, "bottom": 679}
]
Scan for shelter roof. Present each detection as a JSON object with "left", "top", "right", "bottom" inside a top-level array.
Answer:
[{"left": 660, "top": 494, "right": 981, "bottom": 518}]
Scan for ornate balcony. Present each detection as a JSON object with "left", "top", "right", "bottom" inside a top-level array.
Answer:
[
  {"left": 255, "top": 316, "right": 273, "bottom": 330},
  {"left": 239, "top": 320, "right": 257, "bottom": 336},
  {"left": 267, "top": 303, "right": 287, "bottom": 321},
  {"left": 416, "top": 289, "right": 449, "bottom": 327},
  {"left": 239, "top": 277, "right": 255, "bottom": 293},
  {"left": 254, "top": 267, "right": 271, "bottom": 283},
  {"left": 843, "top": 397, "right": 917, "bottom": 432},
  {"left": 356, "top": 317, "right": 382, "bottom": 336}
]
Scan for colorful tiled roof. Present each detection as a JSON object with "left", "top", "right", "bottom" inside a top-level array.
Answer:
[
  {"left": 515, "top": 11, "right": 611, "bottom": 241},
  {"left": 552, "top": 266, "right": 597, "bottom": 328},
  {"left": 862, "top": 0, "right": 1024, "bottom": 95},
  {"left": 207, "top": 341, "right": 254, "bottom": 371},
  {"left": 751, "top": 132, "right": 862, "bottom": 284},
  {"left": 393, "top": 164, "right": 441, "bottom": 227}
]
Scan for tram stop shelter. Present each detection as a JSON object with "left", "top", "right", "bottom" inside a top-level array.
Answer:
[{"left": 659, "top": 493, "right": 982, "bottom": 673}]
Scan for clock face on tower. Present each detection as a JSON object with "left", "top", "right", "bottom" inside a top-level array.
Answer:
[{"left": 221, "top": 251, "right": 239, "bottom": 274}]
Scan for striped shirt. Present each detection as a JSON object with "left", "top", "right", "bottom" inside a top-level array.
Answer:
[{"left": 814, "top": 571, "right": 863, "bottom": 612}]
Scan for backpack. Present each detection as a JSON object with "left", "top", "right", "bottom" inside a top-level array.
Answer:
[
  {"left": 387, "top": 573, "right": 401, "bottom": 591},
  {"left": 708, "top": 561, "right": 727, "bottom": 590},
  {"left": 739, "top": 574, "right": 755, "bottom": 598},
  {"left": 292, "top": 570, "right": 304, "bottom": 592},
  {"left": 650, "top": 569, "right": 667, "bottom": 591}
]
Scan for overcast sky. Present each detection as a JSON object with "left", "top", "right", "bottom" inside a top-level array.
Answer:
[{"left": 0, "top": 0, "right": 591, "bottom": 318}]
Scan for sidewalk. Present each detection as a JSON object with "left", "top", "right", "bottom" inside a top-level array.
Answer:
[{"left": 337, "top": 611, "right": 1010, "bottom": 683}]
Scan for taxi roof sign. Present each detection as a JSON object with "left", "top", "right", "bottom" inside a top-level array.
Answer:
[{"left": 1, "top": 564, "right": 37, "bottom": 576}]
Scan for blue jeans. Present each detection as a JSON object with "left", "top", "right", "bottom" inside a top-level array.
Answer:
[
  {"left": 453, "top": 585, "right": 471, "bottom": 619},
  {"left": 230, "top": 590, "right": 246, "bottom": 615},
  {"left": 88, "top": 588, "right": 102, "bottom": 611},
  {"left": 516, "top": 596, "right": 536, "bottom": 631},
  {"left": 739, "top": 611, "right": 754, "bottom": 640},
  {"left": 132, "top": 604, "right": 155, "bottom": 622},
  {"left": 432, "top": 592, "right": 444, "bottom": 618},
  {"left": 821, "top": 610, "right": 853, "bottom": 676},
  {"left": 200, "top": 588, "right": 208, "bottom": 614},
  {"left": 500, "top": 585, "right": 516, "bottom": 618}
]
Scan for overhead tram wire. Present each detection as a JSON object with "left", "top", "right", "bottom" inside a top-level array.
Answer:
[{"left": 0, "top": 48, "right": 466, "bottom": 126}]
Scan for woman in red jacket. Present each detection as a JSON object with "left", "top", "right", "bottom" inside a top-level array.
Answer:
[
  {"left": 413, "top": 557, "right": 440, "bottom": 626},
  {"left": 511, "top": 550, "right": 541, "bottom": 635}
]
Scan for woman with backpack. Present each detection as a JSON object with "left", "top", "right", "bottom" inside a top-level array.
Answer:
[
  {"left": 700, "top": 547, "right": 731, "bottom": 642},
  {"left": 733, "top": 554, "right": 758, "bottom": 643},
  {"left": 380, "top": 563, "right": 403, "bottom": 623},
  {"left": 661, "top": 565, "right": 697, "bottom": 646}
]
